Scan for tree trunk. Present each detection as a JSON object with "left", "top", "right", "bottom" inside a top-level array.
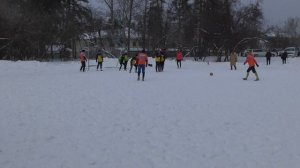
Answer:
[
  {"left": 127, "top": 0, "right": 134, "bottom": 53},
  {"left": 142, "top": 0, "right": 148, "bottom": 49}
]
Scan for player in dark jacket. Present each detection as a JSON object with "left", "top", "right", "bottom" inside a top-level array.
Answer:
[
  {"left": 281, "top": 51, "right": 288, "bottom": 64},
  {"left": 265, "top": 50, "right": 272, "bottom": 65},
  {"left": 129, "top": 54, "right": 138, "bottom": 73}
]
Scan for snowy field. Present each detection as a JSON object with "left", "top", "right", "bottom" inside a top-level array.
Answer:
[{"left": 1, "top": 57, "right": 300, "bottom": 168}]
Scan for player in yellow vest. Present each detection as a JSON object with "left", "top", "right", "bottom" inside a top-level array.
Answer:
[
  {"left": 95, "top": 50, "right": 104, "bottom": 71},
  {"left": 155, "top": 52, "right": 161, "bottom": 72}
]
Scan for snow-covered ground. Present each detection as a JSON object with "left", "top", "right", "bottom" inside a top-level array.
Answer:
[{"left": 1, "top": 57, "right": 300, "bottom": 168}]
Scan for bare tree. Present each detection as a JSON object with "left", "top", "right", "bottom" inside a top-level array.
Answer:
[
  {"left": 283, "top": 17, "right": 300, "bottom": 38},
  {"left": 103, "top": 0, "right": 115, "bottom": 47},
  {"left": 127, "top": 0, "right": 134, "bottom": 52}
]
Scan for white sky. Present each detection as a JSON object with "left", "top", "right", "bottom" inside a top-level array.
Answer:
[{"left": 241, "top": 0, "right": 300, "bottom": 25}]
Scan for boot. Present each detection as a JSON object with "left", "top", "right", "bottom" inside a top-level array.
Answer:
[
  {"left": 243, "top": 72, "right": 249, "bottom": 80},
  {"left": 137, "top": 72, "right": 140, "bottom": 81},
  {"left": 254, "top": 72, "right": 260, "bottom": 81},
  {"left": 142, "top": 73, "right": 145, "bottom": 81}
]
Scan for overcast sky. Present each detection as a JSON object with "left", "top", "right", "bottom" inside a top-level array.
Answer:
[{"left": 242, "top": 0, "right": 300, "bottom": 25}]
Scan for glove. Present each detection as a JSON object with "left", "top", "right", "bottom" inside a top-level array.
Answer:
[{"left": 256, "top": 64, "right": 259, "bottom": 67}]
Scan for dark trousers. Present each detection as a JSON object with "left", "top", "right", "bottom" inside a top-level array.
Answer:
[
  {"left": 266, "top": 57, "right": 271, "bottom": 65},
  {"left": 231, "top": 65, "right": 236, "bottom": 70},
  {"left": 124, "top": 61, "right": 128, "bottom": 70},
  {"left": 80, "top": 61, "right": 86, "bottom": 72},
  {"left": 247, "top": 66, "right": 257, "bottom": 73},
  {"left": 177, "top": 60, "right": 181, "bottom": 68},
  {"left": 97, "top": 62, "right": 103, "bottom": 70},
  {"left": 137, "top": 65, "right": 145, "bottom": 80},
  {"left": 161, "top": 61, "right": 165, "bottom": 71},
  {"left": 155, "top": 62, "right": 160, "bottom": 72},
  {"left": 119, "top": 62, "right": 128, "bottom": 70},
  {"left": 129, "top": 64, "right": 137, "bottom": 73},
  {"left": 119, "top": 61, "right": 124, "bottom": 70},
  {"left": 282, "top": 58, "right": 287, "bottom": 64}
]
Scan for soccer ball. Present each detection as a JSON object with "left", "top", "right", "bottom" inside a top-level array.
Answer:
[{"left": 210, "top": 72, "right": 213, "bottom": 76}]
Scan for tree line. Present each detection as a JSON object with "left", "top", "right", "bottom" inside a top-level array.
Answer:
[
  {"left": 0, "top": 0, "right": 91, "bottom": 60},
  {"left": 98, "top": 0, "right": 264, "bottom": 61},
  {"left": 0, "top": 0, "right": 299, "bottom": 61}
]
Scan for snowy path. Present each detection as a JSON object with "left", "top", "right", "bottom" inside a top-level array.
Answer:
[{"left": 1, "top": 57, "right": 300, "bottom": 168}]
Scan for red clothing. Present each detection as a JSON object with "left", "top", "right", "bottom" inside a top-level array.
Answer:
[
  {"left": 136, "top": 52, "right": 148, "bottom": 65},
  {"left": 244, "top": 53, "right": 257, "bottom": 67},
  {"left": 176, "top": 51, "right": 183, "bottom": 61},
  {"left": 80, "top": 52, "right": 87, "bottom": 62}
]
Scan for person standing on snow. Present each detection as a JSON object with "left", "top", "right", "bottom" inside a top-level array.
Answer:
[
  {"left": 136, "top": 50, "right": 148, "bottom": 81},
  {"left": 155, "top": 52, "right": 161, "bottom": 72},
  {"left": 243, "top": 52, "right": 260, "bottom": 81},
  {"left": 159, "top": 51, "right": 165, "bottom": 72},
  {"left": 281, "top": 51, "right": 288, "bottom": 64},
  {"left": 79, "top": 50, "right": 87, "bottom": 72},
  {"left": 159, "top": 48, "right": 167, "bottom": 71},
  {"left": 229, "top": 51, "right": 237, "bottom": 70},
  {"left": 95, "top": 50, "right": 104, "bottom": 71},
  {"left": 265, "top": 50, "right": 272, "bottom": 65},
  {"left": 176, "top": 49, "right": 183, "bottom": 68}
]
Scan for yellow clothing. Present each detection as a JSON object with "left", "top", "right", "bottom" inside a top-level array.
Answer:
[
  {"left": 155, "top": 56, "right": 160, "bottom": 62},
  {"left": 97, "top": 55, "right": 103, "bottom": 62}
]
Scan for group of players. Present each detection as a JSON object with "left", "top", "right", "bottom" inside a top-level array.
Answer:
[{"left": 79, "top": 48, "right": 184, "bottom": 81}]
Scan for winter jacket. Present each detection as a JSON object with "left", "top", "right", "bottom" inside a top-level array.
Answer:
[
  {"left": 265, "top": 52, "right": 272, "bottom": 58},
  {"left": 160, "top": 54, "right": 165, "bottom": 62},
  {"left": 229, "top": 53, "right": 237, "bottom": 65},
  {"left": 155, "top": 55, "right": 161, "bottom": 62},
  {"left": 124, "top": 55, "right": 129, "bottom": 62},
  {"left": 244, "top": 53, "right": 258, "bottom": 67},
  {"left": 281, "top": 52, "right": 288, "bottom": 59},
  {"left": 96, "top": 54, "right": 103, "bottom": 63},
  {"left": 136, "top": 52, "right": 148, "bottom": 65},
  {"left": 80, "top": 53, "right": 87, "bottom": 62},
  {"left": 130, "top": 57, "right": 137, "bottom": 65},
  {"left": 176, "top": 51, "right": 183, "bottom": 61},
  {"left": 119, "top": 55, "right": 124, "bottom": 64}
]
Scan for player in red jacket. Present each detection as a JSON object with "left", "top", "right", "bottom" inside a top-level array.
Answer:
[
  {"left": 243, "top": 52, "right": 260, "bottom": 81},
  {"left": 136, "top": 50, "right": 148, "bottom": 81},
  {"left": 176, "top": 49, "right": 183, "bottom": 68},
  {"left": 79, "top": 50, "right": 87, "bottom": 72}
]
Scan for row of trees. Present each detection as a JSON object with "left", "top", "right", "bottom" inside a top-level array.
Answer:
[
  {"left": 268, "top": 17, "right": 300, "bottom": 49},
  {"left": 94, "top": 0, "right": 265, "bottom": 60},
  {"left": 0, "top": 0, "right": 91, "bottom": 60},
  {"left": 1, "top": 0, "right": 299, "bottom": 61}
]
